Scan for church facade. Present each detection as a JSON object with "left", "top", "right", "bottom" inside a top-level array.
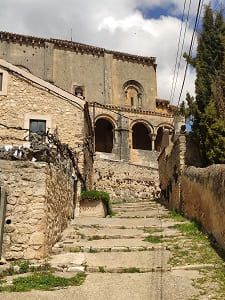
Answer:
[{"left": 0, "top": 31, "right": 175, "bottom": 165}]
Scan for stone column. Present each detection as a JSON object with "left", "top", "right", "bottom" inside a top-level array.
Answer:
[
  {"left": 113, "top": 114, "right": 130, "bottom": 161},
  {"left": 151, "top": 134, "right": 156, "bottom": 151}
]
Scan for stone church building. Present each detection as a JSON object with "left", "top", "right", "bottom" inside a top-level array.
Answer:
[
  {"left": 0, "top": 31, "right": 175, "bottom": 167},
  {"left": 0, "top": 31, "right": 177, "bottom": 259}
]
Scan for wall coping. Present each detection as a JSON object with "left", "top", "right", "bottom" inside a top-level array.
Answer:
[
  {"left": 90, "top": 102, "right": 174, "bottom": 118},
  {"left": 0, "top": 31, "right": 156, "bottom": 66}
]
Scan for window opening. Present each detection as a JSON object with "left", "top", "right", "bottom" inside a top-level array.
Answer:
[
  {"left": 75, "top": 86, "right": 83, "bottom": 97},
  {"left": 131, "top": 97, "right": 134, "bottom": 106},
  {"left": 29, "top": 119, "right": 46, "bottom": 141}
]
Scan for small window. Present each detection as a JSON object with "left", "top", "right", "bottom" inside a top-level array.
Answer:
[
  {"left": 0, "top": 73, "right": 3, "bottom": 91},
  {"left": 75, "top": 86, "right": 83, "bottom": 97},
  {"left": 131, "top": 97, "right": 134, "bottom": 106},
  {"left": 29, "top": 119, "right": 46, "bottom": 140}
]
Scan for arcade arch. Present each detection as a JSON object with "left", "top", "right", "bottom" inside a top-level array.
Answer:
[
  {"left": 132, "top": 122, "right": 152, "bottom": 151},
  {"left": 94, "top": 118, "right": 114, "bottom": 153}
]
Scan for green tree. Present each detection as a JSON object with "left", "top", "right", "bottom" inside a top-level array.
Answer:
[{"left": 184, "top": 5, "right": 225, "bottom": 165}]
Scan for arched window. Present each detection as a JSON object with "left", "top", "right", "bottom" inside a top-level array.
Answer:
[
  {"left": 123, "top": 80, "right": 143, "bottom": 108},
  {"left": 132, "top": 123, "right": 152, "bottom": 150},
  {"left": 95, "top": 118, "right": 114, "bottom": 153}
]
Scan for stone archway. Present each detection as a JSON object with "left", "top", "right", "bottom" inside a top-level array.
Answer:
[
  {"left": 132, "top": 122, "right": 152, "bottom": 150},
  {"left": 95, "top": 118, "right": 114, "bottom": 153}
]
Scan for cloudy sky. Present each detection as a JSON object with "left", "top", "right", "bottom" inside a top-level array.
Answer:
[{"left": 0, "top": 0, "right": 220, "bottom": 104}]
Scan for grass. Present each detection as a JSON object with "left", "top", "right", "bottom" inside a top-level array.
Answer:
[
  {"left": 89, "top": 247, "right": 98, "bottom": 253},
  {"left": 98, "top": 266, "right": 105, "bottom": 273},
  {"left": 168, "top": 210, "right": 186, "bottom": 222},
  {"left": 0, "top": 272, "right": 86, "bottom": 292},
  {"left": 122, "top": 267, "right": 141, "bottom": 273},
  {"left": 144, "top": 235, "right": 162, "bottom": 243},
  {"left": 88, "top": 235, "right": 102, "bottom": 241}
]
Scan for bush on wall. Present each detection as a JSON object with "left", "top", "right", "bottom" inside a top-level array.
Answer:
[{"left": 81, "top": 190, "right": 113, "bottom": 216}]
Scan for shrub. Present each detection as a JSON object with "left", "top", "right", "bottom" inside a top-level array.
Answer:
[{"left": 81, "top": 190, "right": 113, "bottom": 216}]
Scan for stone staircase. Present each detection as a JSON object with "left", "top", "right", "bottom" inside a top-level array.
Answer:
[
  {"left": 40, "top": 199, "right": 220, "bottom": 299},
  {"left": 51, "top": 201, "right": 180, "bottom": 273}
]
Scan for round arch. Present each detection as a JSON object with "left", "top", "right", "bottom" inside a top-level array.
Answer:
[
  {"left": 131, "top": 119, "right": 154, "bottom": 134},
  {"left": 95, "top": 114, "right": 117, "bottom": 128},
  {"left": 123, "top": 80, "right": 144, "bottom": 107},
  {"left": 95, "top": 117, "right": 114, "bottom": 153},
  {"left": 131, "top": 122, "right": 152, "bottom": 151},
  {"left": 155, "top": 122, "right": 174, "bottom": 131}
]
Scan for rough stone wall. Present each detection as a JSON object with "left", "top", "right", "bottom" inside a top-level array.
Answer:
[
  {"left": 0, "top": 70, "right": 92, "bottom": 186},
  {"left": 158, "top": 135, "right": 225, "bottom": 250},
  {"left": 94, "top": 157, "right": 160, "bottom": 202},
  {"left": 158, "top": 135, "right": 186, "bottom": 210},
  {"left": 181, "top": 165, "right": 225, "bottom": 249},
  {"left": 0, "top": 160, "right": 47, "bottom": 260},
  {"left": 0, "top": 160, "right": 74, "bottom": 260},
  {"left": 45, "top": 163, "right": 74, "bottom": 253},
  {"left": 0, "top": 72, "right": 84, "bottom": 150}
]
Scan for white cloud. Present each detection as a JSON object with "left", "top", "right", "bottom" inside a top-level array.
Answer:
[{"left": 0, "top": 0, "right": 211, "bottom": 104}]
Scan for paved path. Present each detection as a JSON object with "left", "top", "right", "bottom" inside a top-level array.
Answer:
[{"left": 0, "top": 200, "right": 223, "bottom": 299}]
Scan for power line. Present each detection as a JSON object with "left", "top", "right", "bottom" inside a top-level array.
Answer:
[
  {"left": 177, "top": 0, "right": 203, "bottom": 107},
  {"left": 171, "top": 0, "right": 192, "bottom": 105},
  {"left": 192, "top": 0, "right": 205, "bottom": 51},
  {"left": 169, "top": 0, "right": 188, "bottom": 103}
]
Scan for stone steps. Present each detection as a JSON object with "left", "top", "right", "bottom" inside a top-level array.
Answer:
[
  {"left": 71, "top": 217, "right": 179, "bottom": 230},
  {"left": 49, "top": 251, "right": 171, "bottom": 274}
]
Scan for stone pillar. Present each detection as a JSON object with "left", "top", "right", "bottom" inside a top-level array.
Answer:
[
  {"left": 113, "top": 114, "right": 130, "bottom": 161},
  {"left": 151, "top": 134, "right": 156, "bottom": 151}
]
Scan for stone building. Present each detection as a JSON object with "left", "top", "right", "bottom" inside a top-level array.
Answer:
[
  {"left": 0, "top": 31, "right": 175, "bottom": 166},
  {"left": 0, "top": 58, "right": 93, "bottom": 187}
]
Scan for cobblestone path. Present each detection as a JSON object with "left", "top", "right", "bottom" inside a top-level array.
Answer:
[{"left": 0, "top": 200, "right": 224, "bottom": 299}]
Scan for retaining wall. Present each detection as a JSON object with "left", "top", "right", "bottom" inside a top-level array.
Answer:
[
  {"left": 0, "top": 159, "right": 74, "bottom": 260},
  {"left": 94, "top": 157, "right": 160, "bottom": 202},
  {"left": 158, "top": 135, "right": 225, "bottom": 250}
]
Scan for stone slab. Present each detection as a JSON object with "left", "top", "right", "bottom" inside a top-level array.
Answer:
[
  {"left": 72, "top": 217, "right": 179, "bottom": 229},
  {"left": 83, "top": 251, "right": 170, "bottom": 269},
  {"left": 49, "top": 253, "right": 86, "bottom": 267},
  {"left": 0, "top": 271, "right": 200, "bottom": 300},
  {"left": 116, "top": 210, "right": 169, "bottom": 218}
]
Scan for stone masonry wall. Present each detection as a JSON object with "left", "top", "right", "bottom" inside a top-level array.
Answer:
[
  {"left": 158, "top": 136, "right": 225, "bottom": 250},
  {"left": 0, "top": 160, "right": 74, "bottom": 260},
  {"left": 45, "top": 163, "right": 74, "bottom": 253},
  {"left": 181, "top": 165, "right": 225, "bottom": 249},
  {"left": 94, "top": 157, "right": 160, "bottom": 202},
  {"left": 158, "top": 135, "right": 186, "bottom": 211},
  {"left": 0, "top": 71, "right": 84, "bottom": 153}
]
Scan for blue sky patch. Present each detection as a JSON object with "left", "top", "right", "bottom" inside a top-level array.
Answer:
[{"left": 137, "top": 4, "right": 183, "bottom": 20}]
